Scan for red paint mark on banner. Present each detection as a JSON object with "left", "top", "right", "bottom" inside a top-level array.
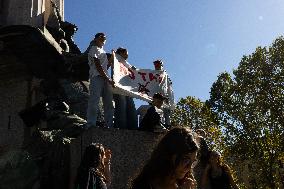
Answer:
[
  {"left": 119, "top": 62, "right": 126, "bottom": 74},
  {"left": 128, "top": 68, "right": 135, "bottom": 80},
  {"left": 119, "top": 62, "right": 129, "bottom": 75},
  {"left": 138, "top": 72, "right": 147, "bottom": 81},
  {"left": 156, "top": 74, "right": 163, "bottom": 83},
  {"left": 117, "top": 62, "right": 164, "bottom": 84},
  {"left": 118, "top": 62, "right": 136, "bottom": 80},
  {"left": 149, "top": 73, "right": 157, "bottom": 82}
]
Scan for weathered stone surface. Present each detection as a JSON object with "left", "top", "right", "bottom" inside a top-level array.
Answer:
[
  {"left": 0, "top": 0, "right": 64, "bottom": 27},
  {"left": 0, "top": 149, "right": 39, "bottom": 189},
  {"left": 59, "top": 79, "right": 89, "bottom": 119},
  {"left": 0, "top": 81, "right": 28, "bottom": 149},
  {"left": 0, "top": 25, "right": 67, "bottom": 82},
  {"left": 15, "top": 112, "right": 85, "bottom": 189},
  {"left": 25, "top": 130, "right": 73, "bottom": 189}
]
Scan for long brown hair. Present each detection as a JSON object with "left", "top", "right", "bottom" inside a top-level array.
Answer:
[
  {"left": 131, "top": 127, "right": 199, "bottom": 188},
  {"left": 209, "top": 150, "right": 233, "bottom": 176},
  {"left": 79, "top": 143, "right": 106, "bottom": 180}
]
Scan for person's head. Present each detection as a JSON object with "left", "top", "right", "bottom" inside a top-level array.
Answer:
[
  {"left": 153, "top": 59, "right": 164, "bottom": 71},
  {"left": 116, "top": 47, "right": 128, "bottom": 60},
  {"left": 80, "top": 143, "right": 106, "bottom": 173},
  {"left": 152, "top": 93, "right": 167, "bottom": 108},
  {"left": 208, "top": 150, "right": 222, "bottom": 166},
  {"left": 196, "top": 129, "right": 207, "bottom": 138},
  {"left": 94, "top": 32, "right": 106, "bottom": 47},
  {"left": 132, "top": 127, "right": 199, "bottom": 186}
]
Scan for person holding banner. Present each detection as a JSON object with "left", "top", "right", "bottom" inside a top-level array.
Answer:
[
  {"left": 86, "top": 33, "right": 114, "bottom": 128},
  {"left": 153, "top": 59, "right": 175, "bottom": 128},
  {"left": 113, "top": 47, "right": 138, "bottom": 129}
]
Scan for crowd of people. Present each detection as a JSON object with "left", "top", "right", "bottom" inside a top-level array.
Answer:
[
  {"left": 85, "top": 32, "right": 172, "bottom": 132},
  {"left": 74, "top": 127, "right": 239, "bottom": 189}
]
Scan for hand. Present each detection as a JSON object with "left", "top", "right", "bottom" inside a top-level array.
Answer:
[{"left": 179, "top": 177, "right": 196, "bottom": 189}]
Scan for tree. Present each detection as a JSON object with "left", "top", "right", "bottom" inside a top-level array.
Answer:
[
  {"left": 209, "top": 37, "right": 284, "bottom": 188},
  {"left": 171, "top": 96, "right": 224, "bottom": 151}
]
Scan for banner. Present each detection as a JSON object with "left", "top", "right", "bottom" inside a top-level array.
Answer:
[{"left": 112, "top": 54, "right": 175, "bottom": 109}]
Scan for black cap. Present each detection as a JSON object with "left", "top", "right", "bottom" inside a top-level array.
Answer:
[{"left": 153, "top": 93, "right": 168, "bottom": 100}]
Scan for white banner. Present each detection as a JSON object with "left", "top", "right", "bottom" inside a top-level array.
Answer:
[{"left": 112, "top": 54, "right": 175, "bottom": 109}]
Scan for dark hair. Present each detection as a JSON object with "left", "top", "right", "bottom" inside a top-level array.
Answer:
[
  {"left": 79, "top": 143, "right": 106, "bottom": 180},
  {"left": 207, "top": 150, "right": 234, "bottom": 179},
  {"left": 131, "top": 127, "right": 199, "bottom": 188},
  {"left": 153, "top": 59, "right": 163, "bottom": 65},
  {"left": 106, "top": 53, "right": 112, "bottom": 60},
  {"left": 116, "top": 47, "right": 127, "bottom": 55},
  {"left": 153, "top": 92, "right": 168, "bottom": 101},
  {"left": 209, "top": 150, "right": 224, "bottom": 167},
  {"left": 95, "top": 32, "right": 106, "bottom": 39}
]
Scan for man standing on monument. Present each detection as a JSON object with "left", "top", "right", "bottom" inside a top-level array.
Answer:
[
  {"left": 113, "top": 47, "right": 138, "bottom": 129},
  {"left": 86, "top": 33, "right": 114, "bottom": 128}
]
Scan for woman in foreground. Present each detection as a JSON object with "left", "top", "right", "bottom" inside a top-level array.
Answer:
[{"left": 131, "top": 127, "right": 199, "bottom": 189}]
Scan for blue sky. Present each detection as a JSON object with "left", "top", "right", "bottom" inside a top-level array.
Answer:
[{"left": 65, "top": 0, "right": 284, "bottom": 104}]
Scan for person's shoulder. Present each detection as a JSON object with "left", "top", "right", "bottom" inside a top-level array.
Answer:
[{"left": 88, "top": 45, "right": 102, "bottom": 55}]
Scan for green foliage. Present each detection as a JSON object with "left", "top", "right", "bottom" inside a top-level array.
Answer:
[
  {"left": 171, "top": 96, "right": 224, "bottom": 152},
  {"left": 209, "top": 36, "right": 284, "bottom": 188}
]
